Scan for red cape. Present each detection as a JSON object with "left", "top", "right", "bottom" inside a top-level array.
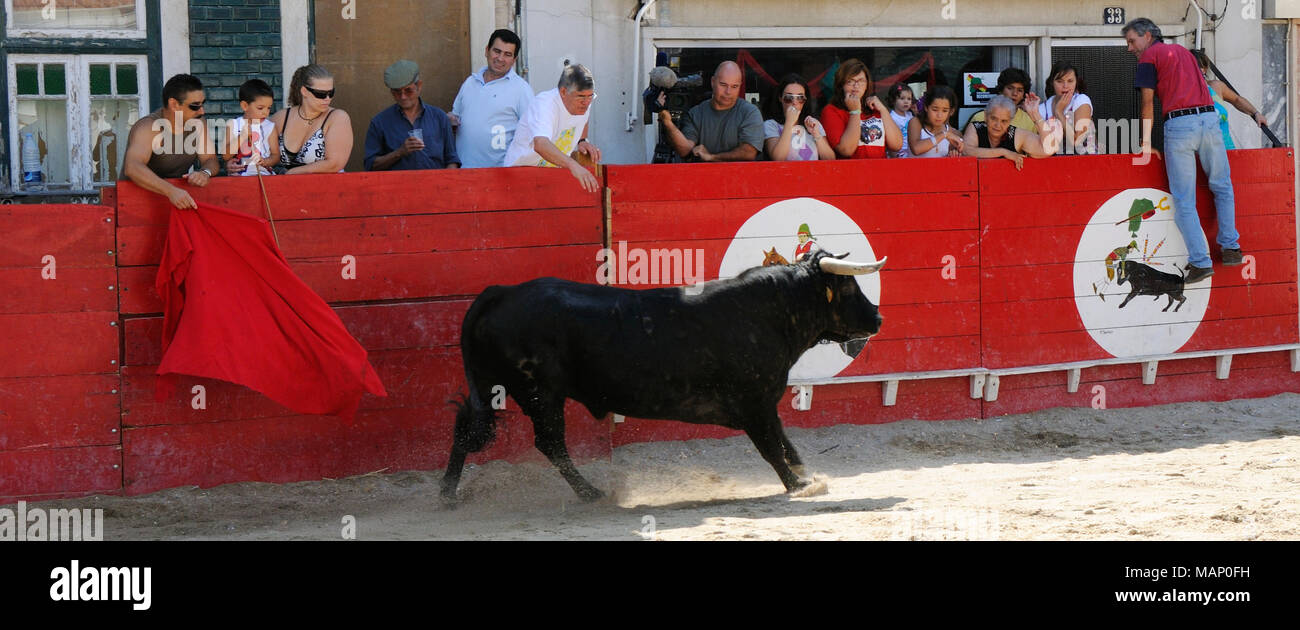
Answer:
[{"left": 155, "top": 203, "right": 386, "bottom": 420}]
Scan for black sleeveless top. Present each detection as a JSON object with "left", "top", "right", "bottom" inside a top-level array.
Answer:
[
  {"left": 279, "top": 108, "right": 336, "bottom": 169},
  {"left": 973, "top": 121, "right": 1017, "bottom": 152}
]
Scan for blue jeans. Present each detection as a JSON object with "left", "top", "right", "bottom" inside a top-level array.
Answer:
[{"left": 1163, "top": 111, "right": 1239, "bottom": 268}]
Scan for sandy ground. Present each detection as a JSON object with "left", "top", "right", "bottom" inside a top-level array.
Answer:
[{"left": 48, "top": 393, "right": 1300, "bottom": 540}]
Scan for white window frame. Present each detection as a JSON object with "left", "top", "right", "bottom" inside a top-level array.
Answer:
[
  {"left": 640, "top": 32, "right": 1035, "bottom": 161},
  {"left": 7, "top": 53, "right": 150, "bottom": 191},
  {"left": 4, "top": 0, "right": 147, "bottom": 39}
]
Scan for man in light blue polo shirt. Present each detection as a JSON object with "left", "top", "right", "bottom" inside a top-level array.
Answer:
[{"left": 449, "top": 29, "right": 535, "bottom": 168}]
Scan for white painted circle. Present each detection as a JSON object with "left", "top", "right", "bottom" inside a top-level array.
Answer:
[
  {"left": 717, "top": 198, "right": 881, "bottom": 379},
  {"left": 1071, "top": 187, "right": 1209, "bottom": 357}
]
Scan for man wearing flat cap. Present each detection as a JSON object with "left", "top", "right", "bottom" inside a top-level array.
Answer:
[{"left": 364, "top": 59, "right": 460, "bottom": 171}]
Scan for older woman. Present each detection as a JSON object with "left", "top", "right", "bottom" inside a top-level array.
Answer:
[
  {"left": 270, "top": 64, "right": 352, "bottom": 173},
  {"left": 763, "top": 73, "right": 835, "bottom": 161},
  {"left": 820, "top": 58, "right": 902, "bottom": 159},
  {"left": 963, "top": 67, "right": 1047, "bottom": 133},
  {"left": 963, "top": 96, "right": 1060, "bottom": 169}
]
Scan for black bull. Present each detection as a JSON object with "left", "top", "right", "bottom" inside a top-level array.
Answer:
[
  {"left": 441, "top": 250, "right": 886, "bottom": 501},
  {"left": 1117, "top": 259, "right": 1187, "bottom": 312}
]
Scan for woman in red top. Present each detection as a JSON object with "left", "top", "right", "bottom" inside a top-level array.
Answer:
[{"left": 820, "top": 59, "right": 902, "bottom": 159}]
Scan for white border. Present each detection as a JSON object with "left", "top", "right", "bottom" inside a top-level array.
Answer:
[
  {"left": 158, "top": 0, "right": 189, "bottom": 80},
  {"left": 470, "top": 0, "right": 493, "bottom": 72},
  {"left": 4, "top": 0, "right": 147, "bottom": 39},
  {"left": 280, "top": 0, "right": 310, "bottom": 108}
]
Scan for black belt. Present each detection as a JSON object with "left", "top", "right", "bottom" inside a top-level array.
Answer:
[{"left": 1163, "top": 105, "right": 1216, "bottom": 121}]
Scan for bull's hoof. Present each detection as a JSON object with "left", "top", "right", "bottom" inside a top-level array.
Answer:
[
  {"left": 438, "top": 489, "right": 461, "bottom": 509},
  {"left": 787, "top": 475, "right": 829, "bottom": 498},
  {"left": 577, "top": 486, "right": 606, "bottom": 503}
]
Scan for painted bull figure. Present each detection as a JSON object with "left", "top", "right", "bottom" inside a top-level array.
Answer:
[
  {"left": 441, "top": 250, "right": 886, "bottom": 501},
  {"left": 1116, "top": 259, "right": 1187, "bottom": 312}
]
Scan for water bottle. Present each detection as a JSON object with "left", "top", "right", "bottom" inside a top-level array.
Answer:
[{"left": 21, "top": 132, "right": 44, "bottom": 192}]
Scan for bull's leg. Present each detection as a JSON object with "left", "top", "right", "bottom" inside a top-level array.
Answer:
[
  {"left": 1162, "top": 294, "right": 1175, "bottom": 312},
  {"left": 742, "top": 414, "right": 807, "bottom": 492},
  {"left": 1173, "top": 295, "right": 1186, "bottom": 312},
  {"left": 529, "top": 409, "right": 604, "bottom": 502},
  {"left": 1118, "top": 290, "right": 1138, "bottom": 308},
  {"left": 780, "top": 433, "right": 806, "bottom": 477},
  {"left": 440, "top": 446, "right": 468, "bottom": 502}
]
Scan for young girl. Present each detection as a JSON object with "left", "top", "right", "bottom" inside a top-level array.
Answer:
[
  {"left": 886, "top": 83, "right": 915, "bottom": 158},
  {"left": 908, "top": 85, "right": 963, "bottom": 158},
  {"left": 1037, "top": 61, "right": 1095, "bottom": 154}
]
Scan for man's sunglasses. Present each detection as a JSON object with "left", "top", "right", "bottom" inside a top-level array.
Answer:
[
  {"left": 305, "top": 86, "right": 336, "bottom": 99},
  {"left": 185, "top": 101, "right": 205, "bottom": 111}
]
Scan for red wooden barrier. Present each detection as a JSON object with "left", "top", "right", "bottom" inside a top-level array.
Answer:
[
  {"left": 0, "top": 204, "right": 122, "bottom": 501},
  {"left": 2, "top": 149, "right": 1296, "bottom": 501},
  {"left": 979, "top": 150, "right": 1297, "bottom": 369}
]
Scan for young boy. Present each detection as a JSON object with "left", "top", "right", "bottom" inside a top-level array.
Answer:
[{"left": 224, "top": 79, "right": 279, "bottom": 176}]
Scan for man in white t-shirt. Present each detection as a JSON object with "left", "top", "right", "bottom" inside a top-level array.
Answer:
[{"left": 503, "top": 63, "right": 603, "bottom": 192}]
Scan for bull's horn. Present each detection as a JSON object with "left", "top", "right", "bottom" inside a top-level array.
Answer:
[{"left": 820, "top": 256, "right": 887, "bottom": 275}]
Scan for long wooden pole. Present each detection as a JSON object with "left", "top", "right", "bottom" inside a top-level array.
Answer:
[{"left": 254, "top": 166, "right": 281, "bottom": 249}]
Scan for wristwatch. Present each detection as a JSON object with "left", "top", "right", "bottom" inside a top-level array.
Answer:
[{"left": 200, "top": 168, "right": 213, "bottom": 177}]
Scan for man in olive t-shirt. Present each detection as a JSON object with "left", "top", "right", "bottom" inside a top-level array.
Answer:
[
  {"left": 121, "top": 74, "right": 221, "bottom": 210},
  {"left": 658, "top": 61, "right": 764, "bottom": 162}
]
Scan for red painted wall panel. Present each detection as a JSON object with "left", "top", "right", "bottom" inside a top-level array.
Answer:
[
  {"left": 0, "top": 445, "right": 122, "bottom": 500},
  {"left": 114, "top": 167, "right": 602, "bottom": 227},
  {"left": 0, "top": 204, "right": 116, "bottom": 267},
  {"left": 986, "top": 363, "right": 1300, "bottom": 418},
  {"left": 0, "top": 312, "right": 119, "bottom": 378},
  {"left": 122, "top": 401, "right": 611, "bottom": 496},
  {"left": 116, "top": 207, "right": 603, "bottom": 267},
  {"left": 1, "top": 267, "right": 118, "bottom": 314},
  {"left": 609, "top": 158, "right": 978, "bottom": 203},
  {"left": 0, "top": 374, "right": 121, "bottom": 450},
  {"left": 119, "top": 245, "right": 601, "bottom": 314}
]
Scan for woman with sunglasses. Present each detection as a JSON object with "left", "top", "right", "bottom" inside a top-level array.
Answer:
[
  {"left": 762, "top": 73, "right": 834, "bottom": 161},
  {"left": 269, "top": 64, "right": 353, "bottom": 173}
]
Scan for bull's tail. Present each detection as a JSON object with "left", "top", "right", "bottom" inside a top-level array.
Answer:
[
  {"left": 450, "top": 288, "right": 507, "bottom": 454},
  {"left": 443, "top": 289, "right": 509, "bottom": 502},
  {"left": 450, "top": 391, "right": 498, "bottom": 454}
]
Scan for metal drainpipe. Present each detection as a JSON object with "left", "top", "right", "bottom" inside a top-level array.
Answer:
[
  {"left": 515, "top": 0, "right": 528, "bottom": 79},
  {"left": 628, "top": 0, "right": 659, "bottom": 132},
  {"left": 1191, "top": 0, "right": 1204, "bottom": 50}
]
